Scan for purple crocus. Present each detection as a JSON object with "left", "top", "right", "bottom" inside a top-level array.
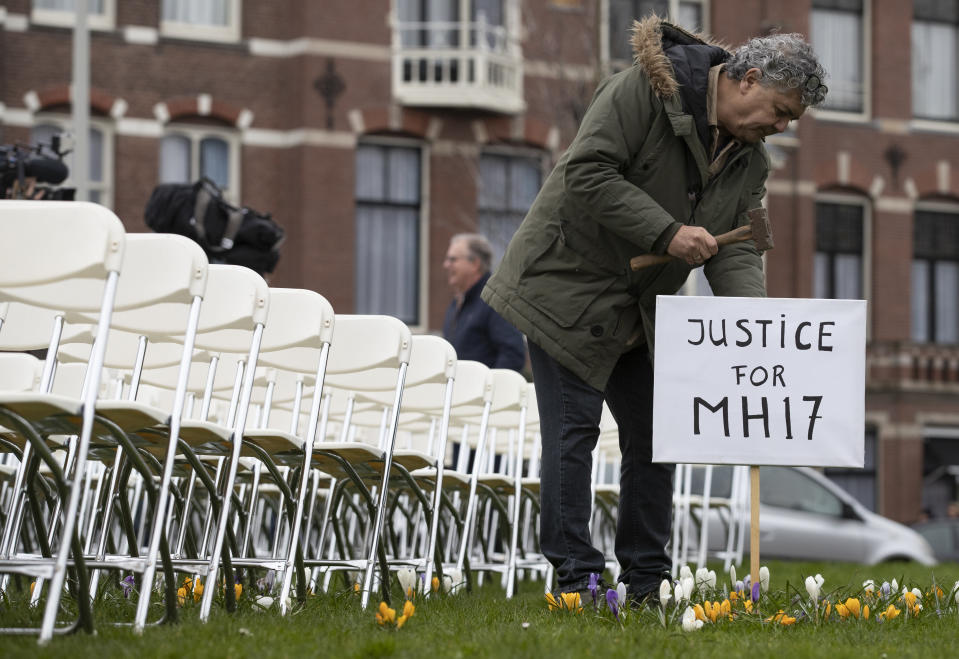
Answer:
[
  {"left": 121, "top": 575, "right": 136, "bottom": 599},
  {"left": 588, "top": 573, "right": 600, "bottom": 608},
  {"left": 605, "top": 588, "right": 620, "bottom": 621},
  {"left": 880, "top": 581, "right": 891, "bottom": 597},
  {"left": 751, "top": 581, "right": 761, "bottom": 603}
]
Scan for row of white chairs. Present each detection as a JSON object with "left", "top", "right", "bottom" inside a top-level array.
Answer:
[{"left": 0, "top": 201, "right": 552, "bottom": 644}]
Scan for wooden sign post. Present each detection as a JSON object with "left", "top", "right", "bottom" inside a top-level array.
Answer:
[{"left": 651, "top": 296, "right": 867, "bottom": 589}]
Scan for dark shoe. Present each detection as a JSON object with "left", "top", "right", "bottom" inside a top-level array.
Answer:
[{"left": 626, "top": 585, "right": 659, "bottom": 608}]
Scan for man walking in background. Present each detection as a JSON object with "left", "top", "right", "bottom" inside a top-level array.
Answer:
[{"left": 443, "top": 233, "right": 525, "bottom": 371}]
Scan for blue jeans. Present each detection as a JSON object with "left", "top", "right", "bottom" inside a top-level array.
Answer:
[{"left": 528, "top": 340, "right": 674, "bottom": 594}]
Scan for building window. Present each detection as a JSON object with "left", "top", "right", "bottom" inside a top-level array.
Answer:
[
  {"left": 32, "top": 120, "right": 112, "bottom": 207},
  {"left": 810, "top": 0, "right": 865, "bottom": 113},
  {"left": 912, "top": 0, "right": 959, "bottom": 121},
  {"left": 161, "top": 0, "right": 240, "bottom": 42},
  {"left": 912, "top": 208, "right": 959, "bottom": 343},
  {"left": 355, "top": 143, "right": 422, "bottom": 325},
  {"left": 396, "top": 0, "right": 504, "bottom": 47},
  {"left": 31, "top": 0, "right": 114, "bottom": 29},
  {"left": 824, "top": 427, "right": 877, "bottom": 511},
  {"left": 477, "top": 151, "right": 541, "bottom": 267},
  {"left": 159, "top": 128, "right": 238, "bottom": 202},
  {"left": 814, "top": 201, "right": 865, "bottom": 299},
  {"left": 608, "top": 0, "right": 706, "bottom": 65}
]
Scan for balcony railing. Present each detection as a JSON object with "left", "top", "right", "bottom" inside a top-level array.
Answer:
[
  {"left": 391, "top": 15, "right": 524, "bottom": 114},
  {"left": 867, "top": 341, "right": 959, "bottom": 393}
]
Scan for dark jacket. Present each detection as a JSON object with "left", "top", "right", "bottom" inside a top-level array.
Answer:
[
  {"left": 482, "top": 17, "right": 768, "bottom": 390},
  {"left": 444, "top": 272, "right": 526, "bottom": 371}
]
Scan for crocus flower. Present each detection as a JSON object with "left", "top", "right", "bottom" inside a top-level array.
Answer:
[
  {"left": 759, "top": 566, "right": 769, "bottom": 592},
  {"left": 396, "top": 600, "right": 415, "bottom": 629},
  {"left": 441, "top": 575, "right": 452, "bottom": 594},
  {"left": 234, "top": 583, "right": 242, "bottom": 600},
  {"left": 659, "top": 579, "right": 672, "bottom": 607},
  {"left": 375, "top": 601, "right": 396, "bottom": 625},
  {"left": 766, "top": 610, "right": 796, "bottom": 625},
  {"left": 616, "top": 581, "right": 627, "bottom": 608},
  {"left": 911, "top": 587, "right": 922, "bottom": 599},
  {"left": 891, "top": 579, "right": 898, "bottom": 593},
  {"left": 253, "top": 595, "right": 275, "bottom": 611},
  {"left": 840, "top": 598, "right": 861, "bottom": 619},
  {"left": 734, "top": 580, "right": 745, "bottom": 596},
  {"left": 560, "top": 592, "right": 583, "bottom": 613},
  {"left": 680, "top": 565, "right": 694, "bottom": 581},
  {"left": 682, "top": 606, "right": 704, "bottom": 631},
  {"left": 863, "top": 579, "right": 875, "bottom": 596},
  {"left": 878, "top": 604, "right": 900, "bottom": 621},
  {"left": 176, "top": 586, "right": 187, "bottom": 607},
  {"left": 681, "top": 575, "right": 694, "bottom": 600},
  {"left": 693, "top": 603, "right": 705, "bottom": 621},
  {"left": 805, "top": 574, "right": 823, "bottom": 601},
  {"left": 729, "top": 565, "right": 737, "bottom": 587},
  {"left": 397, "top": 567, "right": 417, "bottom": 599},
  {"left": 431, "top": 576, "right": 440, "bottom": 592},
  {"left": 194, "top": 579, "right": 204, "bottom": 602},
  {"left": 674, "top": 582, "right": 687, "bottom": 602},
  {"left": 695, "top": 568, "right": 710, "bottom": 594},
  {"left": 445, "top": 568, "right": 463, "bottom": 594},
  {"left": 545, "top": 592, "right": 560, "bottom": 611},
  {"left": 121, "top": 575, "right": 135, "bottom": 599},
  {"left": 588, "top": 573, "right": 600, "bottom": 607},
  {"left": 953, "top": 580, "right": 959, "bottom": 606},
  {"left": 707, "top": 570, "right": 717, "bottom": 590},
  {"left": 880, "top": 581, "right": 891, "bottom": 598},
  {"left": 751, "top": 581, "right": 760, "bottom": 603},
  {"left": 606, "top": 588, "right": 620, "bottom": 621}
]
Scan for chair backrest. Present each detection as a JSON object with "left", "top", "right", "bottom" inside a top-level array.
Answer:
[
  {"left": 325, "top": 315, "right": 412, "bottom": 377},
  {"left": 0, "top": 201, "right": 125, "bottom": 308},
  {"left": 0, "top": 352, "right": 42, "bottom": 391}
]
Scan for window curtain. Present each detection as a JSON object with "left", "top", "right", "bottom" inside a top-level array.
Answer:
[
  {"left": 34, "top": 0, "right": 106, "bottom": 13},
  {"left": 608, "top": 0, "right": 668, "bottom": 61},
  {"left": 912, "top": 21, "right": 959, "bottom": 120},
  {"left": 355, "top": 144, "right": 421, "bottom": 324},
  {"left": 200, "top": 137, "right": 229, "bottom": 189},
  {"left": 163, "top": 0, "right": 229, "bottom": 26},
  {"left": 934, "top": 262, "right": 959, "bottom": 342},
  {"left": 159, "top": 135, "right": 191, "bottom": 184},
  {"left": 811, "top": 9, "right": 863, "bottom": 111},
  {"left": 478, "top": 154, "right": 540, "bottom": 268},
  {"left": 677, "top": 1, "right": 702, "bottom": 32},
  {"left": 911, "top": 260, "right": 930, "bottom": 342}
]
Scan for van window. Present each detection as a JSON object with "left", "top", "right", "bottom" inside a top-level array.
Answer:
[{"left": 760, "top": 466, "right": 843, "bottom": 517}]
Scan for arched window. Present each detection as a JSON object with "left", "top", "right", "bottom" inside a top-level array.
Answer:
[{"left": 159, "top": 128, "right": 238, "bottom": 201}]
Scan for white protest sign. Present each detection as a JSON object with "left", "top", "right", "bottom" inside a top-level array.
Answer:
[{"left": 652, "top": 296, "right": 866, "bottom": 468}]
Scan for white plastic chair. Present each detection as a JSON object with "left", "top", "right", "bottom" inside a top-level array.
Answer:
[{"left": 0, "top": 200, "right": 125, "bottom": 644}]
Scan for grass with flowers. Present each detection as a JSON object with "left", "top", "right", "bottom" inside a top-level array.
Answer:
[{"left": 3, "top": 560, "right": 959, "bottom": 658}]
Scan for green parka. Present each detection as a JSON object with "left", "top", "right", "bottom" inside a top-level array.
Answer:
[{"left": 482, "top": 17, "right": 769, "bottom": 391}]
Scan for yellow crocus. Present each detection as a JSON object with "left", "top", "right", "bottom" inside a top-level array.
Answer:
[
  {"left": 822, "top": 601, "right": 831, "bottom": 619},
  {"left": 844, "top": 598, "right": 861, "bottom": 619},
  {"left": 835, "top": 602, "right": 849, "bottom": 619},
  {"left": 693, "top": 603, "right": 705, "bottom": 621},
  {"left": 431, "top": 576, "right": 440, "bottom": 592},
  {"left": 743, "top": 599, "right": 753, "bottom": 613},
  {"left": 193, "top": 579, "right": 203, "bottom": 602},
  {"left": 375, "top": 601, "right": 396, "bottom": 625},
  {"left": 704, "top": 601, "right": 720, "bottom": 623},
  {"left": 176, "top": 586, "right": 187, "bottom": 607},
  {"left": 545, "top": 592, "right": 560, "bottom": 611},
  {"left": 396, "top": 600, "right": 415, "bottom": 629},
  {"left": 720, "top": 599, "right": 731, "bottom": 619},
  {"left": 560, "top": 591, "right": 583, "bottom": 613},
  {"left": 354, "top": 583, "right": 361, "bottom": 594},
  {"left": 903, "top": 591, "right": 917, "bottom": 608},
  {"left": 863, "top": 604, "right": 869, "bottom": 620},
  {"left": 235, "top": 583, "right": 242, "bottom": 600},
  {"left": 729, "top": 590, "right": 738, "bottom": 601},
  {"left": 779, "top": 614, "right": 796, "bottom": 625},
  {"left": 881, "top": 604, "right": 900, "bottom": 621}
]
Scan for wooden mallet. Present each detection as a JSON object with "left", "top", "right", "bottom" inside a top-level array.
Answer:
[{"left": 629, "top": 207, "right": 774, "bottom": 271}]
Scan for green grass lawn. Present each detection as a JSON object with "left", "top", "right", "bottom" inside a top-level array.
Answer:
[{"left": 3, "top": 560, "right": 959, "bottom": 658}]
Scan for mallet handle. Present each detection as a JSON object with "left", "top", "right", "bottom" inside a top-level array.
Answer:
[{"left": 628, "top": 224, "right": 753, "bottom": 271}]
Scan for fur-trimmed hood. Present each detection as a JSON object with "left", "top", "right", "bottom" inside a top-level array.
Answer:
[{"left": 629, "top": 15, "right": 729, "bottom": 100}]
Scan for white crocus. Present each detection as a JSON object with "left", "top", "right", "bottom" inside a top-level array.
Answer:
[
  {"left": 911, "top": 587, "right": 922, "bottom": 599},
  {"left": 863, "top": 579, "right": 875, "bottom": 595},
  {"left": 729, "top": 565, "right": 737, "bottom": 587},
  {"left": 616, "top": 581, "right": 628, "bottom": 607},
  {"left": 659, "top": 579, "right": 673, "bottom": 606},
  {"left": 397, "top": 567, "right": 417, "bottom": 596},
  {"left": 682, "top": 606, "right": 704, "bottom": 631},
  {"left": 674, "top": 582, "right": 685, "bottom": 602},
  {"left": 680, "top": 565, "right": 694, "bottom": 581},
  {"left": 891, "top": 579, "right": 899, "bottom": 593},
  {"left": 759, "top": 566, "right": 770, "bottom": 592},
  {"left": 953, "top": 580, "right": 959, "bottom": 605},
  {"left": 681, "top": 575, "right": 694, "bottom": 600},
  {"left": 445, "top": 568, "right": 464, "bottom": 594},
  {"left": 253, "top": 595, "right": 274, "bottom": 611},
  {"left": 695, "top": 567, "right": 710, "bottom": 593},
  {"left": 805, "top": 574, "right": 824, "bottom": 601},
  {"left": 706, "top": 570, "right": 717, "bottom": 590}
]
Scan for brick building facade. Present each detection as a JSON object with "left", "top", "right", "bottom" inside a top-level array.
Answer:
[{"left": 1, "top": 0, "right": 957, "bottom": 523}]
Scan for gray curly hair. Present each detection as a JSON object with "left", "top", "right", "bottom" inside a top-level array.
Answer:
[{"left": 725, "top": 33, "right": 828, "bottom": 107}]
